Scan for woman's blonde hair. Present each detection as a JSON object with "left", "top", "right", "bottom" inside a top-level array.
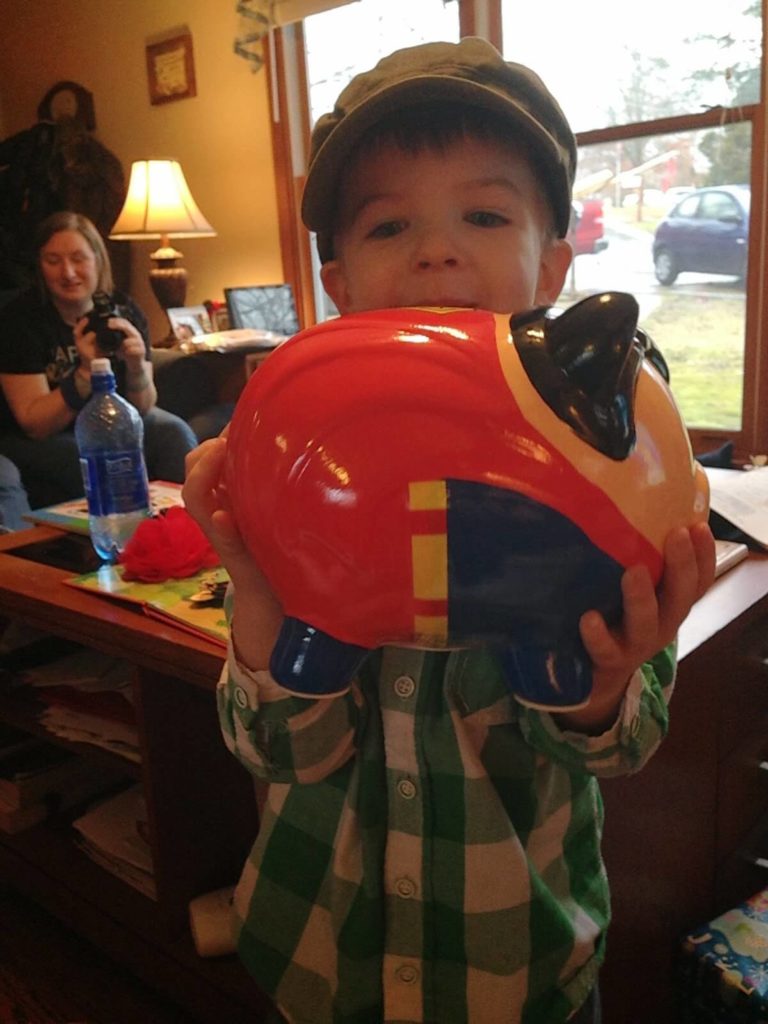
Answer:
[{"left": 34, "top": 210, "right": 114, "bottom": 295}]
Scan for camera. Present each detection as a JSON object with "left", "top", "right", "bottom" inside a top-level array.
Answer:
[{"left": 86, "top": 291, "right": 125, "bottom": 354}]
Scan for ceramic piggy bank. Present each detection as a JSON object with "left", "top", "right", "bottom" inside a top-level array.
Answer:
[{"left": 225, "top": 293, "right": 709, "bottom": 709}]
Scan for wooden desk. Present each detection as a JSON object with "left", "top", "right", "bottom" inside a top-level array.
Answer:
[
  {"left": 600, "top": 552, "right": 768, "bottom": 1022},
  {"left": 0, "top": 526, "right": 271, "bottom": 1024}
]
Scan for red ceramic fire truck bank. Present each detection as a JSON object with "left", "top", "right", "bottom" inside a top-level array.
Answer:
[{"left": 225, "top": 293, "right": 709, "bottom": 709}]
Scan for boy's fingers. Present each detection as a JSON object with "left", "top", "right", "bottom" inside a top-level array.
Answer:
[
  {"left": 183, "top": 438, "right": 228, "bottom": 528},
  {"left": 579, "top": 609, "right": 618, "bottom": 666},
  {"left": 690, "top": 521, "right": 717, "bottom": 600},
  {"left": 618, "top": 563, "right": 658, "bottom": 651},
  {"left": 656, "top": 527, "right": 702, "bottom": 640}
]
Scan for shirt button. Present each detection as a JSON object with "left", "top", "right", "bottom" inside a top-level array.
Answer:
[
  {"left": 234, "top": 686, "right": 249, "bottom": 709},
  {"left": 396, "top": 963, "right": 419, "bottom": 984},
  {"left": 397, "top": 778, "right": 417, "bottom": 800},
  {"left": 395, "top": 877, "right": 417, "bottom": 899},
  {"left": 393, "top": 675, "right": 416, "bottom": 699}
]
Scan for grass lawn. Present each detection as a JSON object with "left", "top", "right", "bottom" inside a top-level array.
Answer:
[
  {"left": 592, "top": 206, "right": 745, "bottom": 430},
  {"left": 640, "top": 293, "right": 745, "bottom": 431}
]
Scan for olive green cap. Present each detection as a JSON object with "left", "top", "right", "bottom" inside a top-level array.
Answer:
[{"left": 302, "top": 37, "right": 577, "bottom": 262}]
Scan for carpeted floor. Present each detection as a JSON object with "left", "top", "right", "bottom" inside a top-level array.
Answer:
[{"left": 0, "top": 886, "right": 196, "bottom": 1024}]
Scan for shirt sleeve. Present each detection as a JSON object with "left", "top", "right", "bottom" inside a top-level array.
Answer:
[
  {"left": 515, "top": 641, "right": 676, "bottom": 777},
  {"left": 217, "top": 630, "right": 364, "bottom": 784}
]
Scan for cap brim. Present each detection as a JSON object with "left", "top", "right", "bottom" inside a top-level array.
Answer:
[{"left": 302, "top": 74, "right": 573, "bottom": 240}]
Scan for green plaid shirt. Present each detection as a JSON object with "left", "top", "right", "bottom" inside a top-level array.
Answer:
[{"left": 219, "top": 639, "right": 675, "bottom": 1024}]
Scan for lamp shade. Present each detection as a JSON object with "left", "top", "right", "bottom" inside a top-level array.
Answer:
[{"left": 109, "top": 159, "right": 216, "bottom": 239}]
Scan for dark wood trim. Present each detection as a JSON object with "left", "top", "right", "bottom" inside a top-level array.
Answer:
[
  {"left": 460, "top": 0, "right": 502, "bottom": 46},
  {"left": 576, "top": 103, "right": 757, "bottom": 148},
  {"left": 266, "top": 24, "right": 317, "bottom": 329}
]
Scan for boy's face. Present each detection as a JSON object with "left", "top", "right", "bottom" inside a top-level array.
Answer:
[{"left": 320, "top": 135, "right": 572, "bottom": 316}]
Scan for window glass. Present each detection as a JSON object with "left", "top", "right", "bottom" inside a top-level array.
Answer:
[
  {"left": 303, "top": 0, "right": 460, "bottom": 320},
  {"left": 566, "top": 126, "right": 750, "bottom": 431},
  {"left": 500, "top": 0, "right": 761, "bottom": 133},
  {"left": 304, "top": 0, "right": 460, "bottom": 124}
]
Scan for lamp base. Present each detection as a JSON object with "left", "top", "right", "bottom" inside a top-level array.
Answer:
[{"left": 149, "top": 246, "right": 187, "bottom": 348}]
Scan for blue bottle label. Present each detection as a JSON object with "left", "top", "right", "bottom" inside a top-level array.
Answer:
[{"left": 79, "top": 450, "right": 150, "bottom": 516}]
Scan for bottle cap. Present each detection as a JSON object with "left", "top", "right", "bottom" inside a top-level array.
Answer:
[{"left": 91, "top": 358, "right": 112, "bottom": 374}]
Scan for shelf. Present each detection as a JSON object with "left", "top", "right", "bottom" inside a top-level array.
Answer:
[{"left": 0, "top": 526, "right": 265, "bottom": 1024}]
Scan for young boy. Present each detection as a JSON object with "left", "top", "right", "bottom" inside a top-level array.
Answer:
[{"left": 183, "top": 38, "right": 714, "bottom": 1024}]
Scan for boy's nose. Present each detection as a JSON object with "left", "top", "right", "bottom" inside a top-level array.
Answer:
[
  {"left": 417, "top": 254, "right": 458, "bottom": 269},
  {"left": 413, "top": 229, "right": 460, "bottom": 269}
]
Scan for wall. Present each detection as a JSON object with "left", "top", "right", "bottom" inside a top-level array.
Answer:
[{"left": 0, "top": 0, "right": 283, "bottom": 342}]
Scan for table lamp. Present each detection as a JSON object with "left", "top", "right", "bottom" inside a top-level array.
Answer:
[{"left": 109, "top": 159, "right": 216, "bottom": 341}]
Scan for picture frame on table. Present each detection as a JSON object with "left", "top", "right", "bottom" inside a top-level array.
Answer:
[
  {"left": 166, "top": 305, "right": 212, "bottom": 344},
  {"left": 146, "top": 33, "right": 197, "bottom": 106}
]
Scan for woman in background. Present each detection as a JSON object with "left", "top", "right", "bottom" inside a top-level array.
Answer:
[{"left": 0, "top": 211, "right": 196, "bottom": 509}]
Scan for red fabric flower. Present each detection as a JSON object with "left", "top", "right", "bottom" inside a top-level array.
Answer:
[{"left": 119, "top": 506, "right": 220, "bottom": 581}]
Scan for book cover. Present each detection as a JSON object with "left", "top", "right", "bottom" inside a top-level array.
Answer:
[
  {"left": 65, "top": 564, "right": 229, "bottom": 648},
  {"left": 23, "top": 480, "right": 184, "bottom": 535},
  {"left": 0, "top": 721, "right": 42, "bottom": 762},
  {"left": 0, "top": 792, "right": 48, "bottom": 834},
  {"left": 0, "top": 741, "right": 117, "bottom": 809},
  {"left": 0, "top": 766, "right": 127, "bottom": 833},
  {"left": 0, "top": 741, "right": 75, "bottom": 798},
  {"left": 714, "top": 538, "right": 750, "bottom": 578}
]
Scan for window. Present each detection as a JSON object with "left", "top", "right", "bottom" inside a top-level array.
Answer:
[
  {"left": 268, "top": 0, "right": 767, "bottom": 459},
  {"left": 500, "top": 0, "right": 760, "bottom": 134},
  {"left": 302, "top": 0, "right": 460, "bottom": 321},
  {"left": 501, "top": 0, "right": 764, "bottom": 457},
  {"left": 568, "top": 128, "right": 750, "bottom": 434}
]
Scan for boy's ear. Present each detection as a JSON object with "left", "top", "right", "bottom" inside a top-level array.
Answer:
[
  {"left": 320, "top": 260, "right": 350, "bottom": 314},
  {"left": 534, "top": 238, "right": 573, "bottom": 305}
]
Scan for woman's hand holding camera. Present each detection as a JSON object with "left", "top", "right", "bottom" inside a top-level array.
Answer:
[{"left": 73, "top": 301, "right": 156, "bottom": 412}]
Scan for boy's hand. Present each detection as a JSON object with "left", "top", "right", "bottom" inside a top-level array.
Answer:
[
  {"left": 556, "top": 522, "right": 716, "bottom": 733},
  {"left": 183, "top": 435, "right": 249, "bottom": 578},
  {"left": 183, "top": 435, "right": 283, "bottom": 669}
]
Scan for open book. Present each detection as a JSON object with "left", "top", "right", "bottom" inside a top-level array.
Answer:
[{"left": 65, "top": 564, "right": 229, "bottom": 648}]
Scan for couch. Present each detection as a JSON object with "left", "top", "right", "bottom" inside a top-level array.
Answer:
[{"left": 152, "top": 347, "right": 236, "bottom": 441}]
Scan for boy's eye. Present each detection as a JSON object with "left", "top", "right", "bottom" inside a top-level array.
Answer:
[
  {"left": 466, "top": 210, "right": 510, "bottom": 228},
  {"left": 367, "top": 220, "right": 405, "bottom": 240}
]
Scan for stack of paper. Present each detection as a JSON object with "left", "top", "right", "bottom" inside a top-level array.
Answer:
[
  {"left": 72, "top": 784, "right": 156, "bottom": 899},
  {"left": 179, "top": 327, "right": 287, "bottom": 353},
  {"left": 15, "top": 648, "right": 140, "bottom": 762},
  {"left": 705, "top": 466, "right": 768, "bottom": 549}
]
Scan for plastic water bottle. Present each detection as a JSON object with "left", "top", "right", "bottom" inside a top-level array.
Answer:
[{"left": 75, "top": 357, "right": 150, "bottom": 562}]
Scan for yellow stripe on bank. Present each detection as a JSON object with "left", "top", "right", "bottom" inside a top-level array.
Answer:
[
  {"left": 409, "top": 480, "right": 447, "bottom": 511},
  {"left": 411, "top": 533, "right": 448, "bottom": 600},
  {"left": 414, "top": 615, "right": 449, "bottom": 641}
]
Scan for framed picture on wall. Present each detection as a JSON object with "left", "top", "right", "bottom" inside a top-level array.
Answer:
[
  {"left": 166, "top": 305, "right": 212, "bottom": 343},
  {"left": 146, "top": 33, "right": 197, "bottom": 106}
]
